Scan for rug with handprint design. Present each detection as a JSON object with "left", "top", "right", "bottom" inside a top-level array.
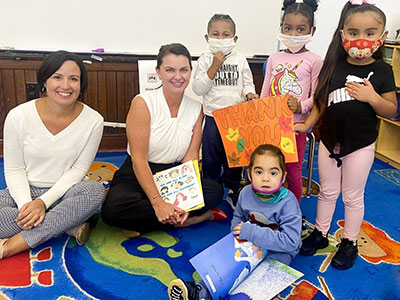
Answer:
[{"left": 1, "top": 149, "right": 400, "bottom": 300}]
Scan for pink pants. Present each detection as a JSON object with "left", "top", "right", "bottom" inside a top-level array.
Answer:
[
  {"left": 315, "top": 142, "right": 375, "bottom": 241},
  {"left": 286, "top": 132, "right": 307, "bottom": 203}
]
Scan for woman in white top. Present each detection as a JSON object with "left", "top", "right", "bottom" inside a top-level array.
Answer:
[
  {"left": 0, "top": 51, "right": 105, "bottom": 260},
  {"left": 102, "top": 44, "right": 224, "bottom": 235}
]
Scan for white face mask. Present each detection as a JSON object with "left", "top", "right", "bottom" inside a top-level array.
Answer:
[
  {"left": 208, "top": 37, "right": 236, "bottom": 56},
  {"left": 278, "top": 32, "right": 313, "bottom": 53}
]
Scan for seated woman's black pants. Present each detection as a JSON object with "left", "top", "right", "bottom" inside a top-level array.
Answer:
[{"left": 101, "top": 155, "right": 224, "bottom": 232}]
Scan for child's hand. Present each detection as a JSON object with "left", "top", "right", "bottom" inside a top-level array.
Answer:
[
  {"left": 345, "top": 79, "right": 377, "bottom": 103},
  {"left": 287, "top": 95, "right": 302, "bottom": 114},
  {"left": 246, "top": 93, "right": 259, "bottom": 101},
  {"left": 293, "top": 122, "right": 309, "bottom": 133},
  {"left": 207, "top": 51, "right": 226, "bottom": 80},
  {"left": 211, "top": 51, "right": 226, "bottom": 69},
  {"left": 233, "top": 222, "right": 243, "bottom": 236}
]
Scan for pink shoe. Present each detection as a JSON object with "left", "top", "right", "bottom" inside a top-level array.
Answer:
[
  {"left": 0, "top": 238, "right": 8, "bottom": 259},
  {"left": 211, "top": 207, "right": 228, "bottom": 221}
]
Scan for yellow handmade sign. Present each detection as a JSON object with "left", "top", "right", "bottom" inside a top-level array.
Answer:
[{"left": 212, "top": 94, "right": 298, "bottom": 167}]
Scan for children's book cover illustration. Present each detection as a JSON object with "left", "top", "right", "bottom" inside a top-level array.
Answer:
[
  {"left": 153, "top": 160, "right": 204, "bottom": 212},
  {"left": 190, "top": 233, "right": 303, "bottom": 300}
]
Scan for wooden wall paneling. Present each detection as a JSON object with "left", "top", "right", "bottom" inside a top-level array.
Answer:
[
  {"left": 2, "top": 70, "right": 17, "bottom": 115},
  {"left": 86, "top": 71, "right": 99, "bottom": 111},
  {"left": 105, "top": 70, "right": 120, "bottom": 136},
  {"left": 132, "top": 71, "right": 139, "bottom": 101},
  {"left": 14, "top": 69, "right": 26, "bottom": 105},
  {"left": 116, "top": 71, "right": 126, "bottom": 124},
  {"left": 103, "top": 62, "right": 137, "bottom": 72},
  {"left": 98, "top": 66, "right": 129, "bottom": 151},
  {"left": 125, "top": 71, "right": 137, "bottom": 118},
  {"left": 106, "top": 71, "right": 117, "bottom": 122},
  {"left": 249, "top": 63, "right": 264, "bottom": 95},
  {"left": 97, "top": 71, "right": 108, "bottom": 131},
  {"left": 85, "top": 62, "right": 103, "bottom": 72},
  {"left": 25, "top": 70, "right": 37, "bottom": 83},
  {"left": 0, "top": 60, "right": 41, "bottom": 70},
  {"left": 0, "top": 71, "right": 5, "bottom": 141},
  {"left": 116, "top": 71, "right": 127, "bottom": 135}
]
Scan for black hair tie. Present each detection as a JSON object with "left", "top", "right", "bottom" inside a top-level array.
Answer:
[{"left": 282, "top": 0, "right": 296, "bottom": 10}]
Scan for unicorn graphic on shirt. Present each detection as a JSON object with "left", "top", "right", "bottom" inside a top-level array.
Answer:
[{"left": 269, "top": 60, "right": 303, "bottom": 97}]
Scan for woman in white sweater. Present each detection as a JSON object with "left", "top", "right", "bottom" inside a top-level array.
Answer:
[
  {"left": 0, "top": 51, "right": 105, "bottom": 260},
  {"left": 101, "top": 44, "right": 224, "bottom": 235}
]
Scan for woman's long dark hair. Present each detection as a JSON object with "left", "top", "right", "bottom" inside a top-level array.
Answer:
[{"left": 314, "top": 2, "right": 386, "bottom": 110}]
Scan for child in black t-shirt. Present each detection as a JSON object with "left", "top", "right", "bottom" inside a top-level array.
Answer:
[{"left": 294, "top": 0, "right": 397, "bottom": 270}]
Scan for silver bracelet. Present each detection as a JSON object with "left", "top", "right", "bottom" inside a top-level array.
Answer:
[{"left": 152, "top": 194, "right": 162, "bottom": 200}]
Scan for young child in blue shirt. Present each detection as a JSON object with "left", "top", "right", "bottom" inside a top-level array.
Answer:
[{"left": 168, "top": 144, "right": 302, "bottom": 300}]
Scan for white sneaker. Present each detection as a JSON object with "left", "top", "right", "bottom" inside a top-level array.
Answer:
[{"left": 226, "top": 189, "right": 238, "bottom": 210}]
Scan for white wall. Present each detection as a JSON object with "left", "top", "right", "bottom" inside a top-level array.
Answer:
[
  {"left": 0, "top": 0, "right": 282, "bottom": 57},
  {"left": 1, "top": 0, "right": 398, "bottom": 58},
  {"left": 308, "top": 0, "right": 400, "bottom": 58}
]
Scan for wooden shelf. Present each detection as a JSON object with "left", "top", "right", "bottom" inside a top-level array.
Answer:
[
  {"left": 375, "top": 116, "right": 400, "bottom": 169},
  {"left": 377, "top": 115, "right": 400, "bottom": 126},
  {"left": 384, "top": 44, "right": 400, "bottom": 49},
  {"left": 375, "top": 46, "right": 400, "bottom": 169},
  {"left": 392, "top": 47, "right": 400, "bottom": 89},
  {"left": 375, "top": 152, "right": 400, "bottom": 170},
  {"left": 384, "top": 44, "right": 400, "bottom": 88}
]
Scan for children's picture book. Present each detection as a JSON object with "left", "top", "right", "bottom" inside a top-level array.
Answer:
[
  {"left": 153, "top": 160, "right": 204, "bottom": 212},
  {"left": 212, "top": 94, "right": 298, "bottom": 167},
  {"left": 190, "top": 233, "right": 303, "bottom": 300}
]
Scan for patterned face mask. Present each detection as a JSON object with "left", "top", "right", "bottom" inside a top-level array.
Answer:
[{"left": 341, "top": 30, "right": 385, "bottom": 60}]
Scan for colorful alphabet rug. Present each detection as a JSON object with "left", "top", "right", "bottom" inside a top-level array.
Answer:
[{"left": 1, "top": 149, "right": 400, "bottom": 300}]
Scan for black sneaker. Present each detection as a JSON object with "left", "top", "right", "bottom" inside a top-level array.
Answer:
[
  {"left": 168, "top": 279, "right": 201, "bottom": 300},
  {"left": 300, "top": 228, "right": 329, "bottom": 256},
  {"left": 331, "top": 238, "right": 358, "bottom": 270}
]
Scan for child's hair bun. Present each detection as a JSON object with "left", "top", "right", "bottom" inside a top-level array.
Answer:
[
  {"left": 303, "top": 0, "right": 319, "bottom": 12},
  {"left": 283, "top": 0, "right": 319, "bottom": 12},
  {"left": 282, "top": 0, "right": 296, "bottom": 10}
]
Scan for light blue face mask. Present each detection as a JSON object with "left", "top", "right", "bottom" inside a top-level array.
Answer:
[{"left": 250, "top": 178, "right": 288, "bottom": 204}]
